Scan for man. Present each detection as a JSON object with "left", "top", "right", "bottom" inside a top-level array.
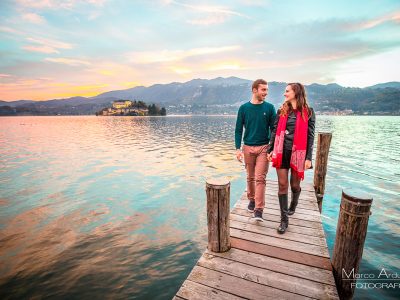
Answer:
[{"left": 235, "top": 79, "right": 277, "bottom": 221}]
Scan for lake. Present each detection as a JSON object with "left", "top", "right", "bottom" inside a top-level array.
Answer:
[{"left": 0, "top": 115, "right": 399, "bottom": 299}]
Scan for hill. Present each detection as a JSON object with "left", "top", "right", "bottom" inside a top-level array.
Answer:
[{"left": 1, "top": 78, "right": 399, "bottom": 115}]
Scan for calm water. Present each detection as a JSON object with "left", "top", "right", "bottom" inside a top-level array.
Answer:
[{"left": 0, "top": 115, "right": 399, "bottom": 299}]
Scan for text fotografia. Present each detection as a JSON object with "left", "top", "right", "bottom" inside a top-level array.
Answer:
[{"left": 342, "top": 268, "right": 400, "bottom": 289}]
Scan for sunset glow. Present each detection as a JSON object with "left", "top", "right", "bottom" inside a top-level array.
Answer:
[{"left": 0, "top": 0, "right": 399, "bottom": 101}]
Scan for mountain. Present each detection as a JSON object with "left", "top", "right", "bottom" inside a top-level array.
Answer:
[
  {"left": 0, "top": 100, "right": 35, "bottom": 106},
  {"left": 92, "top": 76, "right": 254, "bottom": 105},
  {"left": 366, "top": 82, "right": 400, "bottom": 89},
  {"left": 1, "top": 78, "right": 399, "bottom": 115}
]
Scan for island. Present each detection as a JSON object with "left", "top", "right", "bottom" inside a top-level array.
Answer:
[{"left": 96, "top": 100, "right": 166, "bottom": 116}]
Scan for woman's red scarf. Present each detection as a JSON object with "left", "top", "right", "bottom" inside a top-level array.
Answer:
[{"left": 272, "top": 108, "right": 309, "bottom": 180}]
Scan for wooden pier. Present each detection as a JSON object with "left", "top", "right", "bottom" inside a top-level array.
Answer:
[{"left": 174, "top": 179, "right": 339, "bottom": 299}]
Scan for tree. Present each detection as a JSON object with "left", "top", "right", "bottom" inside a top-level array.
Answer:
[
  {"left": 148, "top": 104, "right": 156, "bottom": 115},
  {"left": 160, "top": 107, "right": 166, "bottom": 116}
]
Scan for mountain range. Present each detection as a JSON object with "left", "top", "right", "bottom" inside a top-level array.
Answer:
[{"left": 1, "top": 77, "right": 399, "bottom": 115}]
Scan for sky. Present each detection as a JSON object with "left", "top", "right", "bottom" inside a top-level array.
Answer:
[{"left": 0, "top": 0, "right": 400, "bottom": 101}]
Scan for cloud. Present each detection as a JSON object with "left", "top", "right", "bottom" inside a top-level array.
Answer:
[
  {"left": 127, "top": 45, "right": 241, "bottom": 64},
  {"left": 0, "top": 76, "right": 109, "bottom": 100},
  {"left": 16, "top": 0, "right": 107, "bottom": 9},
  {"left": 0, "top": 26, "right": 22, "bottom": 34},
  {"left": 345, "top": 11, "right": 400, "bottom": 31},
  {"left": 172, "top": 1, "right": 246, "bottom": 17},
  {"left": 26, "top": 37, "right": 73, "bottom": 49},
  {"left": 16, "top": 0, "right": 75, "bottom": 9},
  {"left": 22, "top": 13, "right": 46, "bottom": 24},
  {"left": 45, "top": 58, "right": 91, "bottom": 66},
  {"left": 207, "top": 62, "right": 241, "bottom": 71},
  {"left": 22, "top": 45, "right": 59, "bottom": 54},
  {"left": 167, "top": 0, "right": 249, "bottom": 26},
  {"left": 187, "top": 15, "right": 228, "bottom": 26},
  {"left": 22, "top": 36, "right": 73, "bottom": 54},
  {"left": 238, "top": 0, "right": 267, "bottom": 6}
]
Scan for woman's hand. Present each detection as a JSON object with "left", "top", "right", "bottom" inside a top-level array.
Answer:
[{"left": 305, "top": 159, "right": 312, "bottom": 170}]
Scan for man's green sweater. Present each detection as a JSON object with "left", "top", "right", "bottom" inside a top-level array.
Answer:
[{"left": 235, "top": 101, "right": 277, "bottom": 149}]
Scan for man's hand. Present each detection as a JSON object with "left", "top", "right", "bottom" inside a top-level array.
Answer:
[
  {"left": 236, "top": 149, "right": 243, "bottom": 162},
  {"left": 266, "top": 152, "right": 272, "bottom": 162},
  {"left": 305, "top": 159, "right": 312, "bottom": 170}
]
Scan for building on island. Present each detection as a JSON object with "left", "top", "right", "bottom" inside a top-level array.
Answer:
[
  {"left": 99, "top": 100, "right": 149, "bottom": 116},
  {"left": 112, "top": 100, "right": 133, "bottom": 109}
]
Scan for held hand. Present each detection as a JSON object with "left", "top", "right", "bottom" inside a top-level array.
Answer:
[
  {"left": 236, "top": 149, "right": 243, "bottom": 163},
  {"left": 305, "top": 159, "right": 312, "bottom": 170},
  {"left": 266, "top": 153, "right": 272, "bottom": 162}
]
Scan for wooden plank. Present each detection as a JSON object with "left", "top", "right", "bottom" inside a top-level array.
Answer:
[
  {"left": 231, "top": 228, "right": 330, "bottom": 257},
  {"left": 232, "top": 207, "right": 323, "bottom": 229},
  {"left": 198, "top": 253, "right": 339, "bottom": 299},
  {"left": 230, "top": 213, "right": 325, "bottom": 237},
  {"left": 235, "top": 202, "right": 323, "bottom": 222},
  {"left": 238, "top": 199, "right": 321, "bottom": 216},
  {"left": 206, "top": 248, "right": 336, "bottom": 286},
  {"left": 230, "top": 219, "right": 328, "bottom": 247},
  {"left": 265, "top": 197, "right": 318, "bottom": 210},
  {"left": 263, "top": 193, "right": 319, "bottom": 205},
  {"left": 240, "top": 193, "right": 319, "bottom": 210},
  {"left": 231, "top": 237, "right": 332, "bottom": 270},
  {"left": 176, "top": 279, "right": 245, "bottom": 300},
  {"left": 188, "top": 266, "right": 312, "bottom": 300},
  {"left": 242, "top": 191, "right": 320, "bottom": 207},
  {"left": 265, "top": 180, "right": 316, "bottom": 193},
  {"left": 176, "top": 178, "right": 339, "bottom": 299}
]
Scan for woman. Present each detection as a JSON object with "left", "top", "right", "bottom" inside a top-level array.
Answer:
[{"left": 267, "top": 83, "right": 315, "bottom": 234}]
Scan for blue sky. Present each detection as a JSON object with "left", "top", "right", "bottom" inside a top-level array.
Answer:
[{"left": 0, "top": 0, "right": 400, "bottom": 100}]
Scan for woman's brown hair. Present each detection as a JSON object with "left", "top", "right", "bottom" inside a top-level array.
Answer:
[{"left": 279, "top": 82, "right": 312, "bottom": 120}]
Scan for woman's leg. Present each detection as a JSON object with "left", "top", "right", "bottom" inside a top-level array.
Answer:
[
  {"left": 288, "top": 169, "right": 302, "bottom": 215},
  {"left": 277, "top": 168, "right": 289, "bottom": 195},
  {"left": 276, "top": 168, "right": 289, "bottom": 233},
  {"left": 289, "top": 170, "right": 301, "bottom": 193}
]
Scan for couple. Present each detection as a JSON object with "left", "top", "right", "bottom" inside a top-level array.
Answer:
[{"left": 235, "top": 79, "right": 315, "bottom": 234}]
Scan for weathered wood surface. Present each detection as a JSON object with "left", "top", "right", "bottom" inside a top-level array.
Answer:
[
  {"left": 313, "top": 132, "right": 333, "bottom": 212},
  {"left": 332, "top": 190, "right": 373, "bottom": 299},
  {"left": 175, "top": 181, "right": 339, "bottom": 299},
  {"left": 206, "top": 179, "right": 231, "bottom": 252}
]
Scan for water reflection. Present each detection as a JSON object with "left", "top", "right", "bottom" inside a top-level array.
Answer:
[{"left": 0, "top": 115, "right": 399, "bottom": 299}]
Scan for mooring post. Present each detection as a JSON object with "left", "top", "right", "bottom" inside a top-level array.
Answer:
[
  {"left": 206, "top": 178, "right": 230, "bottom": 253},
  {"left": 332, "top": 190, "right": 373, "bottom": 300},
  {"left": 313, "top": 132, "right": 332, "bottom": 212}
]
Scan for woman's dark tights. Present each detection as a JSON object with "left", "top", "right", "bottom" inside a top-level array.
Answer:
[{"left": 277, "top": 168, "right": 301, "bottom": 195}]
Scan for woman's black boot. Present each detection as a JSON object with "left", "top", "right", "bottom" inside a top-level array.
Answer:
[
  {"left": 277, "top": 194, "right": 289, "bottom": 234},
  {"left": 288, "top": 188, "right": 301, "bottom": 216}
]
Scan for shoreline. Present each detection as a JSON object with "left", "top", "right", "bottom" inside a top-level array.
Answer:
[{"left": 1, "top": 114, "right": 399, "bottom": 117}]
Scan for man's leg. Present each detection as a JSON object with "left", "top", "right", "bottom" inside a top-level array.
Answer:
[
  {"left": 243, "top": 145, "right": 256, "bottom": 211},
  {"left": 254, "top": 145, "right": 269, "bottom": 211}
]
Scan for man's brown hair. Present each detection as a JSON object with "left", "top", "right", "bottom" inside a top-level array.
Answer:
[{"left": 252, "top": 79, "right": 267, "bottom": 91}]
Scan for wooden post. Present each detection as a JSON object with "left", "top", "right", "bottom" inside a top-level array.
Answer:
[
  {"left": 332, "top": 190, "right": 373, "bottom": 300},
  {"left": 313, "top": 132, "right": 332, "bottom": 212},
  {"left": 206, "top": 178, "right": 230, "bottom": 253}
]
